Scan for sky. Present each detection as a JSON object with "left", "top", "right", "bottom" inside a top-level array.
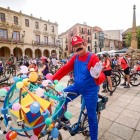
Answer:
[{"left": 0, "top": 0, "right": 140, "bottom": 34}]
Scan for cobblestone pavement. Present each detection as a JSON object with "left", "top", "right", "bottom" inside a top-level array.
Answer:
[{"left": 0, "top": 74, "right": 140, "bottom": 140}]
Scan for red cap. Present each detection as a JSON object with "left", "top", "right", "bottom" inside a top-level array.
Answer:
[{"left": 72, "top": 36, "right": 84, "bottom": 47}]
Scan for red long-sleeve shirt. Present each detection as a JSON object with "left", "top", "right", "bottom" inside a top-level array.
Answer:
[{"left": 52, "top": 52, "right": 105, "bottom": 85}]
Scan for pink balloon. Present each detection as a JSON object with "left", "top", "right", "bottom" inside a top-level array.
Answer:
[
  {"left": 30, "top": 135, "right": 38, "bottom": 140},
  {"left": 6, "top": 131, "right": 12, "bottom": 140},
  {"left": 20, "top": 66, "right": 28, "bottom": 74},
  {"left": 35, "top": 87, "right": 44, "bottom": 97},
  {"left": 3, "top": 87, "right": 9, "bottom": 92},
  {"left": 59, "top": 91, "right": 63, "bottom": 94},
  {"left": 12, "top": 103, "right": 21, "bottom": 111},
  {"left": 46, "top": 73, "right": 53, "bottom": 80},
  {"left": 42, "top": 80, "right": 48, "bottom": 87}
]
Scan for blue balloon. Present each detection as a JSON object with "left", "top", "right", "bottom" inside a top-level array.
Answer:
[
  {"left": 13, "top": 76, "right": 19, "bottom": 82},
  {"left": 51, "top": 127, "right": 59, "bottom": 138},
  {"left": 30, "top": 101, "right": 40, "bottom": 114},
  {"left": 21, "top": 75, "right": 28, "bottom": 79}
]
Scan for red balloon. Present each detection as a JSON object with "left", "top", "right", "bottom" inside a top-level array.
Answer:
[
  {"left": 6, "top": 131, "right": 12, "bottom": 140},
  {"left": 3, "top": 87, "right": 9, "bottom": 92}
]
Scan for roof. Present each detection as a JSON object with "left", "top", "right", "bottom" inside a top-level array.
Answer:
[{"left": 93, "top": 26, "right": 103, "bottom": 32}]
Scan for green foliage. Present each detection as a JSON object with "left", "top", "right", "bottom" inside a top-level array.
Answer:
[{"left": 125, "top": 28, "right": 140, "bottom": 49}]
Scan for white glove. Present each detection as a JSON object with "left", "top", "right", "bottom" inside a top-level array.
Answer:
[{"left": 90, "top": 62, "right": 103, "bottom": 79}]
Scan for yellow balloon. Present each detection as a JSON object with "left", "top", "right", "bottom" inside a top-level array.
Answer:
[
  {"left": 29, "top": 72, "right": 38, "bottom": 82},
  {"left": 16, "top": 82, "right": 23, "bottom": 88},
  {"left": 30, "top": 68, "right": 35, "bottom": 72},
  {"left": 38, "top": 72, "right": 43, "bottom": 75},
  {"left": 49, "top": 124, "right": 54, "bottom": 130},
  {"left": 23, "top": 78, "right": 30, "bottom": 86}
]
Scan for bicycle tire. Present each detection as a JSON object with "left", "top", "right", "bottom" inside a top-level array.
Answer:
[
  {"left": 107, "top": 76, "right": 117, "bottom": 92},
  {"left": 111, "top": 73, "right": 121, "bottom": 86},
  {"left": 46, "top": 131, "right": 62, "bottom": 140},
  {"left": 113, "top": 70, "right": 121, "bottom": 78},
  {"left": 0, "top": 83, "right": 11, "bottom": 102},
  {"left": 4, "top": 69, "right": 11, "bottom": 78},
  {"left": 80, "top": 112, "right": 100, "bottom": 137},
  {"left": 130, "top": 73, "right": 140, "bottom": 86}
]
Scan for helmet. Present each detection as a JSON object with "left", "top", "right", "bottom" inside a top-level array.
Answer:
[
  {"left": 102, "top": 52, "right": 108, "bottom": 57},
  {"left": 40, "top": 57, "right": 47, "bottom": 60},
  {"left": 0, "top": 61, "right": 2, "bottom": 63},
  {"left": 24, "top": 55, "right": 28, "bottom": 58},
  {"left": 136, "top": 60, "right": 139, "bottom": 64},
  {"left": 32, "top": 60, "right": 36, "bottom": 64},
  {"left": 115, "top": 54, "right": 119, "bottom": 57},
  {"left": 11, "top": 53, "right": 14, "bottom": 56}
]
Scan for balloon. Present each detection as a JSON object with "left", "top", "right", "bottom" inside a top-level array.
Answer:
[
  {"left": 42, "top": 80, "right": 48, "bottom": 87},
  {"left": 49, "top": 124, "right": 54, "bottom": 130},
  {"left": 58, "top": 94, "right": 64, "bottom": 101},
  {"left": 64, "top": 111, "right": 72, "bottom": 119},
  {"left": 30, "top": 101, "right": 40, "bottom": 114},
  {"left": 9, "top": 131, "right": 17, "bottom": 139},
  {"left": 59, "top": 91, "right": 63, "bottom": 94},
  {"left": 20, "top": 66, "right": 28, "bottom": 74},
  {"left": 55, "top": 84, "right": 63, "bottom": 92},
  {"left": 6, "top": 131, "right": 12, "bottom": 140},
  {"left": 54, "top": 80, "right": 58, "bottom": 85},
  {"left": 51, "top": 127, "right": 59, "bottom": 138},
  {"left": 2, "top": 87, "right": 9, "bottom": 92},
  {"left": 30, "top": 68, "right": 35, "bottom": 72},
  {"left": 21, "top": 75, "right": 28, "bottom": 79},
  {"left": 23, "top": 78, "right": 30, "bottom": 86},
  {"left": 13, "top": 76, "right": 19, "bottom": 82},
  {"left": 0, "top": 88, "right": 7, "bottom": 96},
  {"left": 35, "top": 88, "right": 44, "bottom": 97},
  {"left": 30, "top": 135, "right": 38, "bottom": 140},
  {"left": 16, "top": 82, "right": 24, "bottom": 88},
  {"left": 12, "top": 103, "right": 21, "bottom": 111},
  {"left": 46, "top": 73, "right": 53, "bottom": 80},
  {"left": 29, "top": 72, "right": 38, "bottom": 82},
  {"left": 45, "top": 118, "right": 52, "bottom": 125},
  {"left": 38, "top": 72, "right": 43, "bottom": 75},
  {"left": 50, "top": 101, "right": 54, "bottom": 106}
]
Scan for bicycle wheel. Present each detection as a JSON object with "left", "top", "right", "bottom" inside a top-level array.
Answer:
[
  {"left": 80, "top": 112, "right": 100, "bottom": 137},
  {"left": 46, "top": 131, "right": 62, "bottom": 140},
  {"left": 4, "top": 69, "right": 11, "bottom": 78},
  {"left": 130, "top": 73, "right": 140, "bottom": 86},
  {"left": 107, "top": 77, "right": 117, "bottom": 92},
  {"left": 113, "top": 70, "right": 121, "bottom": 78},
  {"left": 111, "top": 73, "right": 121, "bottom": 86},
  {"left": 0, "top": 83, "right": 11, "bottom": 102}
]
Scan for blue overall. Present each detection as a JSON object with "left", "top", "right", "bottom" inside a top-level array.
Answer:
[{"left": 64, "top": 53, "right": 99, "bottom": 140}]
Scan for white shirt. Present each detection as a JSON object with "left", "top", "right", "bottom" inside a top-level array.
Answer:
[{"left": 51, "top": 58, "right": 56, "bottom": 65}]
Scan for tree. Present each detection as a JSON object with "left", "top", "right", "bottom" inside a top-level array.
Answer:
[{"left": 125, "top": 28, "right": 140, "bottom": 49}]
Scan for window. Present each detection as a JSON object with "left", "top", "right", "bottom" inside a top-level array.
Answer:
[
  {"left": 52, "top": 26, "right": 54, "bottom": 32},
  {"left": 52, "top": 37, "right": 55, "bottom": 45},
  {"left": 0, "top": 13, "right": 6, "bottom": 22},
  {"left": 44, "top": 36, "right": 48, "bottom": 45},
  {"left": 13, "top": 31, "right": 20, "bottom": 42},
  {"left": 95, "top": 41, "right": 97, "bottom": 45},
  {"left": 35, "top": 22, "right": 39, "bottom": 29},
  {"left": 88, "top": 37, "right": 90, "bottom": 41},
  {"left": 44, "top": 24, "right": 47, "bottom": 31},
  {"left": 95, "top": 48, "right": 97, "bottom": 54},
  {"left": 95, "top": 33, "right": 96, "bottom": 38},
  {"left": 100, "top": 48, "right": 102, "bottom": 52},
  {"left": 88, "top": 29, "right": 90, "bottom": 33},
  {"left": 14, "top": 16, "right": 18, "bottom": 24},
  {"left": 25, "top": 19, "right": 29, "bottom": 27},
  {"left": 82, "top": 36, "right": 84, "bottom": 39},
  {"left": 88, "top": 46, "right": 90, "bottom": 51},
  {"left": 0, "top": 29, "right": 7, "bottom": 40},
  {"left": 35, "top": 35, "right": 40, "bottom": 44}
]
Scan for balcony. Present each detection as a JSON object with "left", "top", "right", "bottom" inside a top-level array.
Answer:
[
  {"left": 33, "top": 29, "right": 41, "bottom": 34},
  {"left": 94, "top": 36, "right": 98, "bottom": 39},
  {"left": 87, "top": 40, "right": 91, "bottom": 43},
  {"left": 99, "top": 44, "right": 104, "bottom": 47},
  {"left": 1, "top": 18, "right": 6, "bottom": 22},
  {"left": 87, "top": 32, "right": 91, "bottom": 35},
  {"left": 32, "top": 40, "right": 40, "bottom": 45},
  {"left": 0, "top": 37, "right": 11, "bottom": 43},
  {"left": 94, "top": 44, "right": 98, "bottom": 47},
  {"left": 81, "top": 31, "right": 85, "bottom": 34}
]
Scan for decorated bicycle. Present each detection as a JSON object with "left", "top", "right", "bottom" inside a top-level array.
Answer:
[{"left": 0, "top": 66, "right": 70, "bottom": 140}]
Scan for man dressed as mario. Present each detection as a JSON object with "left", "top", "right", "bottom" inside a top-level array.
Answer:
[{"left": 52, "top": 36, "right": 105, "bottom": 140}]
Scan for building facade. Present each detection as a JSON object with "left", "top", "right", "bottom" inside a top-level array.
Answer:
[
  {"left": 0, "top": 7, "right": 59, "bottom": 61},
  {"left": 104, "top": 30, "right": 124, "bottom": 41},
  {"left": 59, "top": 23, "right": 105, "bottom": 57}
]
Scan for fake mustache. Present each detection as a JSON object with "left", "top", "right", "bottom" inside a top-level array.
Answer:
[{"left": 76, "top": 48, "right": 83, "bottom": 52}]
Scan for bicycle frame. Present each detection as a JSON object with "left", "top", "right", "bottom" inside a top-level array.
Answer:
[{"left": 58, "top": 98, "right": 87, "bottom": 135}]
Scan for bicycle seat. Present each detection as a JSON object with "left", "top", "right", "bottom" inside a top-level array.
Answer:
[{"left": 0, "top": 77, "right": 9, "bottom": 83}]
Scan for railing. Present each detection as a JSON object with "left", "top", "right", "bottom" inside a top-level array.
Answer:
[
  {"left": 81, "top": 31, "right": 85, "bottom": 34},
  {"left": 1, "top": 18, "right": 6, "bottom": 22},
  {"left": 94, "top": 44, "right": 98, "bottom": 47},
  {"left": 87, "top": 40, "right": 91, "bottom": 43},
  {"left": 99, "top": 44, "right": 104, "bottom": 47},
  {"left": 0, "top": 37, "right": 24, "bottom": 43},
  {"left": 87, "top": 32, "right": 91, "bottom": 35}
]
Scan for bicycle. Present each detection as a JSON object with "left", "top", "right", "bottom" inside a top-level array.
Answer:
[
  {"left": 51, "top": 93, "right": 108, "bottom": 140},
  {"left": 129, "top": 70, "right": 140, "bottom": 86},
  {"left": 4, "top": 64, "right": 16, "bottom": 78},
  {"left": 67, "top": 71, "right": 74, "bottom": 86}
]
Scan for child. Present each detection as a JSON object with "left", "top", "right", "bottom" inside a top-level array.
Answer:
[{"left": 30, "top": 60, "right": 38, "bottom": 72}]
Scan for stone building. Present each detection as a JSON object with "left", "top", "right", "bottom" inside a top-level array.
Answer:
[
  {"left": 0, "top": 6, "right": 59, "bottom": 61},
  {"left": 59, "top": 23, "right": 105, "bottom": 57}
]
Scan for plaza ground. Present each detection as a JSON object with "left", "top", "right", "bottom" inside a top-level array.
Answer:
[{"left": 0, "top": 74, "right": 140, "bottom": 140}]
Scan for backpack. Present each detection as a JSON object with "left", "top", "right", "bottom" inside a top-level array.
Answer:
[{"left": 123, "top": 57, "right": 129, "bottom": 65}]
